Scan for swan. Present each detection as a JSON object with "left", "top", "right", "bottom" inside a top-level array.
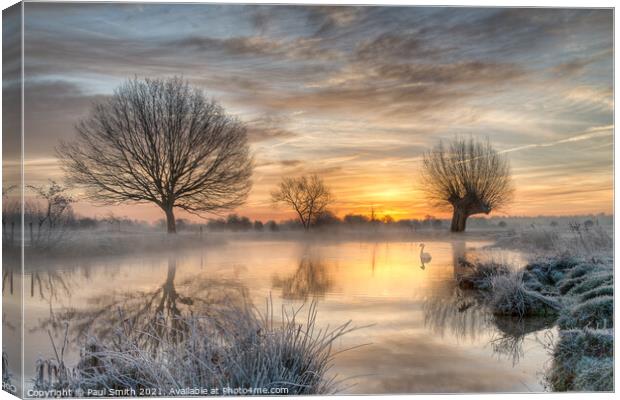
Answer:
[{"left": 419, "top": 243, "right": 432, "bottom": 264}]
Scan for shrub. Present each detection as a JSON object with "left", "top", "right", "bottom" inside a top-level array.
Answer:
[
  {"left": 522, "top": 275, "right": 545, "bottom": 292},
  {"left": 573, "top": 357, "right": 614, "bottom": 391}
]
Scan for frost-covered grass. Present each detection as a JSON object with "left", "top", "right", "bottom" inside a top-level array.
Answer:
[
  {"left": 459, "top": 248, "right": 613, "bottom": 391},
  {"left": 558, "top": 296, "right": 613, "bottom": 330},
  {"left": 487, "top": 272, "right": 560, "bottom": 317},
  {"left": 494, "top": 229, "right": 561, "bottom": 252},
  {"left": 457, "top": 259, "right": 511, "bottom": 290},
  {"left": 34, "top": 301, "right": 356, "bottom": 396},
  {"left": 546, "top": 329, "right": 613, "bottom": 392},
  {"left": 493, "top": 223, "right": 612, "bottom": 259}
]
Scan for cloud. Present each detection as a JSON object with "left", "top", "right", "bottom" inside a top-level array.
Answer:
[
  {"left": 23, "top": 80, "right": 109, "bottom": 157},
  {"left": 244, "top": 115, "right": 298, "bottom": 143},
  {"left": 258, "top": 58, "right": 526, "bottom": 123},
  {"left": 17, "top": 4, "right": 614, "bottom": 218},
  {"left": 442, "top": 8, "right": 613, "bottom": 56},
  {"left": 280, "top": 159, "right": 303, "bottom": 167},
  {"left": 168, "top": 35, "right": 339, "bottom": 60},
  {"left": 355, "top": 32, "right": 447, "bottom": 62},
  {"left": 500, "top": 125, "right": 614, "bottom": 155},
  {"left": 306, "top": 5, "right": 366, "bottom": 35},
  {"left": 375, "top": 61, "right": 524, "bottom": 85},
  {"left": 246, "top": 125, "right": 297, "bottom": 143},
  {"left": 565, "top": 86, "right": 613, "bottom": 110}
]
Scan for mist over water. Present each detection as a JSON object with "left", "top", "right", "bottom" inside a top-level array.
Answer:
[{"left": 14, "top": 236, "right": 553, "bottom": 394}]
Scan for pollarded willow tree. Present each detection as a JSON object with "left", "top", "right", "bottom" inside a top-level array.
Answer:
[
  {"left": 420, "top": 137, "right": 513, "bottom": 232},
  {"left": 57, "top": 77, "right": 253, "bottom": 233}
]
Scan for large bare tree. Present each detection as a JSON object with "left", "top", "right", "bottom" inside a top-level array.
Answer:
[
  {"left": 57, "top": 77, "right": 252, "bottom": 233},
  {"left": 421, "top": 137, "right": 513, "bottom": 232},
  {"left": 271, "top": 174, "right": 332, "bottom": 231}
]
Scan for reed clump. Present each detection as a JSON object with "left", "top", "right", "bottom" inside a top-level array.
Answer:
[{"left": 34, "top": 301, "right": 356, "bottom": 396}]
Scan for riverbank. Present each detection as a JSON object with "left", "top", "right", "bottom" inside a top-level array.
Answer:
[{"left": 460, "top": 226, "right": 613, "bottom": 391}]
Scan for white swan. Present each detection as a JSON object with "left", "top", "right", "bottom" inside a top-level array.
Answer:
[{"left": 419, "top": 243, "right": 432, "bottom": 264}]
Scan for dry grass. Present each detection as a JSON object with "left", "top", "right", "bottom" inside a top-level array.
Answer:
[
  {"left": 457, "top": 258, "right": 511, "bottom": 290},
  {"left": 494, "top": 223, "right": 612, "bottom": 260},
  {"left": 487, "top": 272, "right": 560, "bottom": 318},
  {"left": 34, "top": 300, "right": 358, "bottom": 395}
]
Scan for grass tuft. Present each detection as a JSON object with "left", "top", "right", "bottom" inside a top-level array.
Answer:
[
  {"left": 457, "top": 259, "right": 511, "bottom": 290},
  {"left": 34, "top": 300, "right": 357, "bottom": 395},
  {"left": 487, "top": 272, "right": 560, "bottom": 317}
]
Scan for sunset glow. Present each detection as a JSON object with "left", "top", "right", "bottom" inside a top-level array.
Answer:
[{"left": 11, "top": 4, "right": 613, "bottom": 222}]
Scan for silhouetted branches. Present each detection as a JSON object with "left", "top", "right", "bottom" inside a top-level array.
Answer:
[
  {"left": 271, "top": 174, "right": 332, "bottom": 231},
  {"left": 57, "top": 77, "right": 253, "bottom": 233},
  {"left": 421, "top": 137, "right": 513, "bottom": 232}
]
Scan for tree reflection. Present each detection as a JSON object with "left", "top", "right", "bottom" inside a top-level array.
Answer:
[
  {"left": 272, "top": 256, "right": 332, "bottom": 300},
  {"left": 40, "top": 255, "right": 250, "bottom": 352},
  {"left": 423, "top": 241, "right": 555, "bottom": 365},
  {"left": 30, "top": 269, "right": 73, "bottom": 332},
  {"left": 451, "top": 240, "right": 468, "bottom": 280},
  {"left": 423, "top": 287, "right": 490, "bottom": 342},
  {"left": 423, "top": 287, "right": 555, "bottom": 365},
  {"left": 2, "top": 265, "right": 15, "bottom": 296}
]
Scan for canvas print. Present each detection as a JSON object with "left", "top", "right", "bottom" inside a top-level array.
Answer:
[{"left": 1, "top": 1, "right": 614, "bottom": 397}]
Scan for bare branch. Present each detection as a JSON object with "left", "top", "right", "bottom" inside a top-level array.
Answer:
[
  {"left": 271, "top": 174, "right": 333, "bottom": 231},
  {"left": 57, "top": 77, "right": 253, "bottom": 233},
  {"left": 420, "top": 137, "right": 513, "bottom": 232}
]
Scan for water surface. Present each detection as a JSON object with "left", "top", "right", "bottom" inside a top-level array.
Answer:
[{"left": 17, "top": 238, "right": 553, "bottom": 394}]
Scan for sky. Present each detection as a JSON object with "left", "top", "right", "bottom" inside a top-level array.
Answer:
[{"left": 7, "top": 3, "right": 614, "bottom": 222}]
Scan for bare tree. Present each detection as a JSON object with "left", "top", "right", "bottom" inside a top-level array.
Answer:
[
  {"left": 27, "top": 180, "right": 74, "bottom": 230},
  {"left": 271, "top": 174, "right": 332, "bottom": 231},
  {"left": 57, "top": 77, "right": 253, "bottom": 233},
  {"left": 26, "top": 180, "right": 75, "bottom": 248},
  {"left": 421, "top": 137, "right": 513, "bottom": 232}
]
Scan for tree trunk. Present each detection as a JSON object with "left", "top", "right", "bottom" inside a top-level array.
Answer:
[
  {"left": 165, "top": 207, "right": 176, "bottom": 234},
  {"left": 450, "top": 206, "right": 468, "bottom": 233}
]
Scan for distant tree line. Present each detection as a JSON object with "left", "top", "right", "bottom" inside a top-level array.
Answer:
[
  {"left": 4, "top": 179, "right": 610, "bottom": 243},
  {"left": 205, "top": 212, "right": 444, "bottom": 232}
]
